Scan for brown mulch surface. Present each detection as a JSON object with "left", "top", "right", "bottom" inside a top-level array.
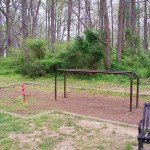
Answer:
[
  {"left": 0, "top": 85, "right": 146, "bottom": 125},
  {"left": 53, "top": 91, "right": 144, "bottom": 125}
]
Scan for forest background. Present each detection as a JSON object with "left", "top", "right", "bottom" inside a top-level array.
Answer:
[{"left": 0, "top": 0, "right": 150, "bottom": 79}]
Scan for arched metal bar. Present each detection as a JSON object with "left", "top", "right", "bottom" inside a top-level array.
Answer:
[
  {"left": 55, "top": 69, "right": 138, "bottom": 112},
  {"left": 126, "top": 72, "right": 139, "bottom": 108}
]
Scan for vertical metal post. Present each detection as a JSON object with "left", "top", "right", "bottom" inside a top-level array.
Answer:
[
  {"left": 128, "top": 72, "right": 139, "bottom": 108},
  {"left": 136, "top": 76, "right": 139, "bottom": 108},
  {"left": 128, "top": 74, "right": 133, "bottom": 112},
  {"left": 64, "top": 71, "right": 66, "bottom": 98},
  {"left": 133, "top": 73, "right": 139, "bottom": 108},
  {"left": 55, "top": 72, "right": 57, "bottom": 100}
]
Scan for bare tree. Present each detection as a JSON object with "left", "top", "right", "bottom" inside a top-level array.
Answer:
[
  {"left": 110, "top": 0, "right": 114, "bottom": 47},
  {"left": 0, "top": 11, "right": 3, "bottom": 51},
  {"left": 30, "top": 0, "right": 41, "bottom": 37},
  {"left": 131, "top": 0, "right": 136, "bottom": 51},
  {"left": 67, "top": 0, "right": 72, "bottom": 41},
  {"left": 143, "top": 0, "right": 148, "bottom": 50},
  {"left": 117, "top": 0, "right": 125, "bottom": 62},
  {"left": 50, "top": 0, "right": 56, "bottom": 51},
  {"left": 77, "top": 0, "right": 81, "bottom": 35},
  {"left": 21, "top": 0, "right": 28, "bottom": 39},
  {"left": 100, "top": 0, "right": 104, "bottom": 29},
  {"left": 6, "top": 0, "right": 11, "bottom": 48},
  {"left": 103, "top": 0, "right": 111, "bottom": 69},
  {"left": 21, "top": 0, "right": 30, "bottom": 61},
  {"left": 84, "top": 0, "right": 92, "bottom": 27}
]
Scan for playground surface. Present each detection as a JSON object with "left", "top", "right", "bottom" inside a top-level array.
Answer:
[
  {"left": 0, "top": 83, "right": 146, "bottom": 125},
  {"left": 0, "top": 82, "right": 150, "bottom": 149}
]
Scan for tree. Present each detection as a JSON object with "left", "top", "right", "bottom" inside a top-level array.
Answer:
[
  {"left": 77, "top": 0, "right": 81, "bottom": 35},
  {"left": 0, "top": 11, "right": 4, "bottom": 55},
  {"left": 21, "top": 0, "right": 30, "bottom": 61},
  {"left": 29, "top": 0, "right": 42, "bottom": 37},
  {"left": 130, "top": 0, "right": 137, "bottom": 52},
  {"left": 84, "top": 0, "right": 92, "bottom": 27},
  {"left": 117, "top": 0, "right": 125, "bottom": 62},
  {"left": 103, "top": 0, "right": 111, "bottom": 69},
  {"left": 50, "top": 0, "right": 56, "bottom": 51},
  {"left": 67, "top": 0, "right": 72, "bottom": 41},
  {"left": 143, "top": 0, "right": 148, "bottom": 50},
  {"left": 110, "top": 0, "right": 114, "bottom": 47}
]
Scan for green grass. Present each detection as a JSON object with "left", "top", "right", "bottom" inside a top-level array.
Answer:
[
  {"left": 0, "top": 113, "right": 28, "bottom": 139},
  {"left": 0, "top": 111, "right": 138, "bottom": 150},
  {"left": 39, "top": 137, "right": 63, "bottom": 150},
  {"left": 124, "top": 142, "right": 133, "bottom": 150}
]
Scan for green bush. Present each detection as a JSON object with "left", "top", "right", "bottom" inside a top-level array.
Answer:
[
  {"left": 60, "top": 29, "right": 104, "bottom": 69},
  {"left": 25, "top": 38, "right": 47, "bottom": 59},
  {"left": 39, "top": 58, "right": 62, "bottom": 73},
  {"left": 0, "top": 57, "right": 17, "bottom": 75},
  {"left": 18, "top": 61, "right": 46, "bottom": 78}
]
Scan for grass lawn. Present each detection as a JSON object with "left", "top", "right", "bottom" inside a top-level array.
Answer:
[{"left": 0, "top": 111, "right": 138, "bottom": 150}]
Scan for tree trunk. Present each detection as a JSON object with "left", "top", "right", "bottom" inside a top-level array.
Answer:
[
  {"left": 125, "top": 0, "right": 131, "bottom": 29},
  {"left": 47, "top": 0, "right": 51, "bottom": 45},
  {"left": 50, "top": 0, "right": 55, "bottom": 52},
  {"left": 5, "top": 0, "right": 11, "bottom": 57},
  {"left": 100, "top": 0, "right": 104, "bottom": 29},
  {"left": 103, "top": 0, "right": 111, "bottom": 69},
  {"left": 0, "top": 11, "right": 3, "bottom": 55},
  {"left": 67, "top": 0, "right": 72, "bottom": 41},
  {"left": 85, "top": 0, "right": 92, "bottom": 27},
  {"left": 143, "top": 0, "right": 148, "bottom": 50},
  {"left": 21, "top": 0, "right": 30, "bottom": 61},
  {"left": 32, "top": 0, "right": 41, "bottom": 37},
  {"left": 117, "top": 0, "right": 125, "bottom": 62},
  {"left": 46, "top": 0, "right": 48, "bottom": 38},
  {"left": 131, "top": 0, "right": 136, "bottom": 52},
  {"left": 110, "top": 0, "right": 114, "bottom": 47},
  {"left": 77, "top": 0, "right": 81, "bottom": 36}
]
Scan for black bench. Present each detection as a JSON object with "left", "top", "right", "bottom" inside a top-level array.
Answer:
[{"left": 138, "top": 102, "right": 150, "bottom": 150}]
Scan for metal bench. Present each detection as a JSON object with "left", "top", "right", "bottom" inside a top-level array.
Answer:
[{"left": 138, "top": 102, "right": 150, "bottom": 150}]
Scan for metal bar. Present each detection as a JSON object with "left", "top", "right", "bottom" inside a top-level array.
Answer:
[
  {"left": 130, "top": 72, "right": 139, "bottom": 108},
  {"left": 57, "top": 69, "right": 138, "bottom": 111},
  {"left": 64, "top": 71, "right": 66, "bottom": 98},
  {"left": 125, "top": 73, "right": 133, "bottom": 112},
  {"left": 55, "top": 72, "right": 57, "bottom": 100}
]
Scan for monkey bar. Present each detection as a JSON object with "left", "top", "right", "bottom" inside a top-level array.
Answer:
[{"left": 55, "top": 69, "right": 139, "bottom": 112}]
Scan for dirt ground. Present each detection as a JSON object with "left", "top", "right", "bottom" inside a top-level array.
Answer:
[
  {"left": 52, "top": 90, "right": 144, "bottom": 125},
  {"left": 0, "top": 84, "right": 146, "bottom": 125}
]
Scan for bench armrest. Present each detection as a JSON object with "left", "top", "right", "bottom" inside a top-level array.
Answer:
[{"left": 139, "top": 118, "right": 144, "bottom": 134}]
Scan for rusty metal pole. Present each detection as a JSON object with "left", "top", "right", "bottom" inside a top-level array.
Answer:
[
  {"left": 55, "top": 72, "right": 57, "bottom": 100},
  {"left": 58, "top": 69, "right": 136, "bottom": 111},
  {"left": 126, "top": 73, "right": 133, "bottom": 112},
  {"left": 136, "top": 76, "right": 139, "bottom": 108},
  {"left": 130, "top": 76, "right": 133, "bottom": 112},
  {"left": 126, "top": 72, "right": 139, "bottom": 108},
  {"left": 64, "top": 71, "right": 66, "bottom": 98},
  {"left": 133, "top": 73, "right": 139, "bottom": 108}
]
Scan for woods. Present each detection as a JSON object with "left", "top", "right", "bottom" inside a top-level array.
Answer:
[{"left": 0, "top": 0, "right": 150, "bottom": 77}]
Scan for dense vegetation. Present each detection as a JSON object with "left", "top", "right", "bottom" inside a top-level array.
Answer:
[{"left": 0, "top": 29, "right": 149, "bottom": 80}]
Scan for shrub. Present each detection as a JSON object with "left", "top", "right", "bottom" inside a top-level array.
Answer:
[
  {"left": 0, "top": 57, "right": 17, "bottom": 75},
  {"left": 18, "top": 61, "right": 46, "bottom": 78},
  {"left": 25, "top": 38, "right": 47, "bottom": 59},
  {"left": 39, "top": 58, "right": 62, "bottom": 73},
  {"left": 60, "top": 29, "right": 104, "bottom": 69}
]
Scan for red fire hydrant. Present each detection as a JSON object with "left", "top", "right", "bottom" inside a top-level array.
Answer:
[{"left": 19, "top": 83, "right": 29, "bottom": 103}]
